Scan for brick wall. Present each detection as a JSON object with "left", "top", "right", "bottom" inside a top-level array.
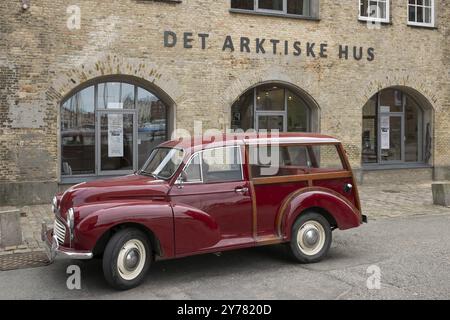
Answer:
[{"left": 0, "top": 0, "right": 449, "bottom": 204}]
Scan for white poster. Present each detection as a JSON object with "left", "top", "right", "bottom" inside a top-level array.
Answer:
[
  {"left": 107, "top": 102, "right": 123, "bottom": 109},
  {"left": 380, "top": 106, "right": 390, "bottom": 113},
  {"left": 108, "top": 114, "right": 124, "bottom": 157},
  {"left": 380, "top": 116, "right": 390, "bottom": 150}
]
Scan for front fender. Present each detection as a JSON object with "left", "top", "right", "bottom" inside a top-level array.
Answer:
[
  {"left": 278, "top": 187, "right": 362, "bottom": 239},
  {"left": 74, "top": 200, "right": 174, "bottom": 258}
]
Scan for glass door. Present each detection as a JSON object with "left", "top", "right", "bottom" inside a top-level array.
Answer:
[{"left": 97, "top": 111, "right": 136, "bottom": 175}]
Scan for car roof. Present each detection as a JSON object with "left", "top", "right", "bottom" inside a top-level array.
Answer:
[{"left": 159, "top": 132, "right": 340, "bottom": 152}]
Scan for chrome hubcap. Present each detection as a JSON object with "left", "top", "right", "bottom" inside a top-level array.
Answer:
[
  {"left": 297, "top": 221, "right": 326, "bottom": 256},
  {"left": 117, "top": 239, "right": 146, "bottom": 281}
]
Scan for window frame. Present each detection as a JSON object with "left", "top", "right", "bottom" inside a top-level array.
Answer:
[
  {"left": 407, "top": 0, "right": 435, "bottom": 28},
  {"left": 231, "top": 0, "right": 316, "bottom": 19},
  {"left": 178, "top": 145, "right": 245, "bottom": 185},
  {"left": 358, "top": 0, "right": 390, "bottom": 23}
]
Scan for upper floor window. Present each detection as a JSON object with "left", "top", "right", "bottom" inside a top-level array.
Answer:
[
  {"left": 408, "top": 0, "right": 435, "bottom": 27},
  {"left": 359, "top": 0, "right": 390, "bottom": 23},
  {"left": 231, "top": 0, "right": 316, "bottom": 19}
]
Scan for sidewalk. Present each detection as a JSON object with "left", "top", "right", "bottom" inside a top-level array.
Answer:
[{"left": 1, "top": 182, "right": 449, "bottom": 256}]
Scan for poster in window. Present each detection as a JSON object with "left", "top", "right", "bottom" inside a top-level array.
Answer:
[
  {"left": 108, "top": 114, "right": 124, "bottom": 157},
  {"left": 380, "top": 116, "right": 390, "bottom": 150}
]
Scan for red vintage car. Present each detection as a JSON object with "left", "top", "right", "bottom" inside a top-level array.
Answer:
[{"left": 42, "top": 133, "right": 367, "bottom": 290}]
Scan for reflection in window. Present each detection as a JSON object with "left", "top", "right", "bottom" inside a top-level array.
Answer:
[
  {"left": 61, "top": 86, "right": 95, "bottom": 175},
  {"left": 61, "top": 81, "right": 168, "bottom": 177},
  {"left": 359, "top": 0, "right": 389, "bottom": 23}
]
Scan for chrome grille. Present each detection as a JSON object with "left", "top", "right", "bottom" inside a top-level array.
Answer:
[{"left": 53, "top": 219, "right": 66, "bottom": 245}]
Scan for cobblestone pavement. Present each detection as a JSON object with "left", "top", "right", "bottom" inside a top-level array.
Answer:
[{"left": 1, "top": 182, "right": 449, "bottom": 256}]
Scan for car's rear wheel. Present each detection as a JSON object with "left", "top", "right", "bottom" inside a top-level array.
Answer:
[
  {"left": 102, "top": 228, "right": 152, "bottom": 290},
  {"left": 288, "top": 212, "right": 332, "bottom": 263}
]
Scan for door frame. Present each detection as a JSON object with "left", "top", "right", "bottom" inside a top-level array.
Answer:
[{"left": 96, "top": 109, "right": 138, "bottom": 176}]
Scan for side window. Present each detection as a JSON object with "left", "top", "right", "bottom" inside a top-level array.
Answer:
[
  {"left": 202, "top": 146, "right": 243, "bottom": 183},
  {"left": 249, "top": 144, "right": 311, "bottom": 178},
  {"left": 308, "top": 144, "right": 345, "bottom": 172},
  {"left": 182, "top": 146, "right": 243, "bottom": 183},
  {"left": 183, "top": 153, "right": 202, "bottom": 183}
]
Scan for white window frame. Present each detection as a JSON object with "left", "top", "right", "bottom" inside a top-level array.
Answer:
[
  {"left": 407, "top": 0, "right": 435, "bottom": 28},
  {"left": 358, "top": 0, "right": 390, "bottom": 23}
]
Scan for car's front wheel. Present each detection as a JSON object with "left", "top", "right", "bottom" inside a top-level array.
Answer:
[
  {"left": 102, "top": 228, "right": 152, "bottom": 290},
  {"left": 288, "top": 212, "right": 332, "bottom": 263}
]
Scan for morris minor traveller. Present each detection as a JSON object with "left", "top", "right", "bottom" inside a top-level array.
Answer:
[{"left": 42, "top": 133, "right": 367, "bottom": 290}]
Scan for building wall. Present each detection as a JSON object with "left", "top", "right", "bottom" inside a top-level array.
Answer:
[{"left": 0, "top": 0, "right": 449, "bottom": 204}]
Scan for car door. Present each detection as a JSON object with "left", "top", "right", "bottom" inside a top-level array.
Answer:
[{"left": 169, "top": 145, "right": 254, "bottom": 256}]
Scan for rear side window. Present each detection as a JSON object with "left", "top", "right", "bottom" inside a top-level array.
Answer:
[
  {"left": 249, "top": 144, "right": 345, "bottom": 178},
  {"left": 309, "top": 144, "right": 345, "bottom": 172}
]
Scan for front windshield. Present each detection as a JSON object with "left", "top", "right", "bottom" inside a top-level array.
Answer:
[{"left": 140, "top": 148, "right": 184, "bottom": 180}]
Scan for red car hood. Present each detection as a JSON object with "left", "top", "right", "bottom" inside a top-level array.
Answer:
[{"left": 58, "top": 174, "right": 170, "bottom": 215}]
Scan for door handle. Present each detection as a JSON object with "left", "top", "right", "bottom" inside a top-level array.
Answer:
[
  {"left": 344, "top": 183, "right": 353, "bottom": 193},
  {"left": 235, "top": 187, "right": 249, "bottom": 194}
]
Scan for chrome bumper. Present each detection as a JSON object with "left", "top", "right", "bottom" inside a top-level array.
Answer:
[{"left": 41, "top": 222, "right": 93, "bottom": 262}]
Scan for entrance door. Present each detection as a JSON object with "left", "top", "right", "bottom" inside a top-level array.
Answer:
[{"left": 97, "top": 111, "right": 136, "bottom": 175}]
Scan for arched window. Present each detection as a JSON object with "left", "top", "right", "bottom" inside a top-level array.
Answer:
[
  {"left": 362, "top": 88, "right": 432, "bottom": 165},
  {"left": 231, "top": 84, "right": 316, "bottom": 132},
  {"left": 61, "top": 81, "right": 169, "bottom": 180}
]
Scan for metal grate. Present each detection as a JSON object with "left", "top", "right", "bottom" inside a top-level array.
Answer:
[
  {"left": 0, "top": 251, "right": 50, "bottom": 271},
  {"left": 53, "top": 219, "right": 66, "bottom": 244}
]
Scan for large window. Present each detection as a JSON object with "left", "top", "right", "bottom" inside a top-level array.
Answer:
[
  {"left": 61, "top": 81, "right": 169, "bottom": 179},
  {"left": 362, "top": 88, "right": 432, "bottom": 166},
  {"left": 359, "top": 0, "right": 390, "bottom": 23},
  {"left": 231, "top": 84, "right": 314, "bottom": 133},
  {"left": 408, "top": 0, "right": 435, "bottom": 27},
  {"left": 231, "top": 0, "right": 315, "bottom": 18}
]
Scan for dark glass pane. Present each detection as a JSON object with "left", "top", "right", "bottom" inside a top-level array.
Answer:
[
  {"left": 409, "top": 5, "right": 416, "bottom": 22},
  {"left": 287, "top": 0, "right": 308, "bottom": 15},
  {"left": 360, "top": 0, "right": 368, "bottom": 17},
  {"left": 61, "top": 86, "right": 95, "bottom": 175},
  {"left": 380, "top": 89, "right": 403, "bottom": 113},
  {"left": 417, "top": 6, "right": 424, "bottom": 22},
  {"left": 311, "top": 145, "right": 344, "bottom": 171},
  {"left": 231, "top": 0, "right": 254, "bottom": 10},
  {"left": 362, "top": 95, "right": 378, "bottom": 164},
  {"left": 405, "top": 98, "right": 420, "bottom": 162},
  {"left": 231, "top": 90, "right": 254, "bottom": 131},
  {"left": 258, "top": 115, "right": 284, "bottom": 131},
  {"left": 287, "top": 90, "right": 309, "bottom": 132},
  {"left": 258, "top": 0, "right": 283, "bottom": 11},
  {"left": 256, "top": 85, "right": 284, "bottom": 111},
  {"left": 137, "top": 88, "right": 167, "bottom": 168},
  {"left": 100, "top": 113, "right": 134, "bottom": 171}
]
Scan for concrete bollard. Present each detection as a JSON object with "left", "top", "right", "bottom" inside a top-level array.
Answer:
[
  {"left": 431, "top": 182, "right": 450, "bottom": 207},
  {"left": 0, "top": 209, "right": 23, "bottom": 248}
]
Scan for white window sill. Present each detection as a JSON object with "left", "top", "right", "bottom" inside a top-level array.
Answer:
[
  {"left": 407, "top": 22, "right": 437, "bottom": 29},
  {"left": 358, "top": 17, "right": 390, "bottom": 24}
]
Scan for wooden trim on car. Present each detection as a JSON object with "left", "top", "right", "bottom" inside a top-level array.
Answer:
[
  {"left": 255, "top": 236, "right": 284, "bottom": 246},
  {"left": 252, "top": 171, "right": 353, "bottom": 185}
]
